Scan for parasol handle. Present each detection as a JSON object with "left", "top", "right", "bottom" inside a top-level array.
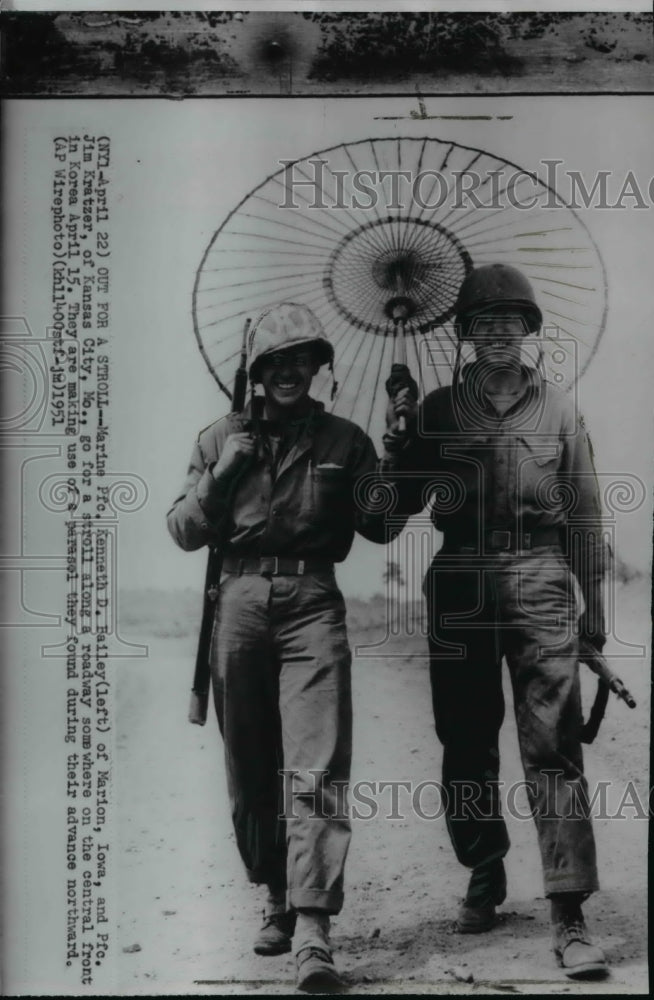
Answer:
[
  {"left": 386, "top": 360, "right": 419, "bottom": 438},
  {"left": 396, "top": 320, "right": 407, "bottom": 433},
  {"left": 383, "top": 296, "right": 417, "bottom": 434},
  {"left": 390, "top": 299, "right": 411, "bottom": 430}
]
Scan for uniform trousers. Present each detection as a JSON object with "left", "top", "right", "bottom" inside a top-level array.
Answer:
[
  {"left": 424, "top": 545, "right": 599, "bottom": 896},
  {"left": 210, "top": 569, "right": 352, "bottom": 914}
]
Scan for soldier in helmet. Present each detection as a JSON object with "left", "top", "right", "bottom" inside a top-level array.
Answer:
[
  {"left": 168, "top": 302, "right": 386, "bottom": 993},
  {"left": 384, "top": 264, "right": 609, "bottom": 978}
]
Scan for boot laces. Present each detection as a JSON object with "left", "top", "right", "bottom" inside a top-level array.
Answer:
[
  {"left": 262, "top": 909, "right": 293, "bottom": 931},
  {"left": 558, "top": 917, "right": 591, "bottom": 947},
  {"left": 297, "top": 945, "right": 333, "bottom": 964}
]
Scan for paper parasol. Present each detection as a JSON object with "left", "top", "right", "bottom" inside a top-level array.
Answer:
[{"left": 193, "top": 136, "right": 606, "bottom": 436}]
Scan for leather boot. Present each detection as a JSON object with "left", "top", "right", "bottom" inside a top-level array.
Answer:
[
  {"left": 457, "top": 858, "right": 507, "bottom": 934},
  {"left": 253, "top": 907, "right": 296, "bottom": 956},
  {"left": 551, "top": 895, "right": 608, "bottom": 979},
  {"left": 253, "top": 887, "right": 296, "bottom": 956}
]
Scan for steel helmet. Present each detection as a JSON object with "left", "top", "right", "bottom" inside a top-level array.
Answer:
[
  {"left": 455, "top": 264, "right": 543, "bottom": 339},
  {"left": 248, "top": 302, "right": 334, "bottom": 382}
]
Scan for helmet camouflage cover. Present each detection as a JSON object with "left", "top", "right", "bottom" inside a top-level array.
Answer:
[
  {"left": 248, "top": 302, "right": 334, "bottom": 381},
  {"left": 455, "top": 263, "right": 543, "bottom": 339}
]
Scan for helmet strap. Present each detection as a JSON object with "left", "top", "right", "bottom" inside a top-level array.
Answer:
[
  {"left": 518, "top": 336, "right": 545, "bottom": 374},
  {"left": 329, "top": 359, "right": 338, "bottom": 401},
  {"left": 452, "top": 341, "right": 464, "bottom": 387},
  {"left": 249, "top": 378, "right": 259, "bottom": 434}
]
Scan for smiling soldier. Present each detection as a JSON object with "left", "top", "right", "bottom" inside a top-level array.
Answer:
[
  {"left": 167, "top": 302, "right": 386, "bottom": 993},
  {"left": 383, "top": 264, "right": 609, "bottom": 980}
]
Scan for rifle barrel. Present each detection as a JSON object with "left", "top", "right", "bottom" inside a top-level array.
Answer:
[
  {"left": 610, "top": 678, "right": 637, "bottom": 709},
  {"left": 231, "top": 317, "right": 251, "bottom": 414},
  {"left": 582, "top": 651, "right": 637, "bottom": 710}
]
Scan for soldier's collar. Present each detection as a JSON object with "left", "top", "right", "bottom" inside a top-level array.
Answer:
[
  {"left": 243, "top": 395, "right": 325, "bottom": 432},
  {"left": 461, "top": 362, "right": 542, "bottom": 394}
]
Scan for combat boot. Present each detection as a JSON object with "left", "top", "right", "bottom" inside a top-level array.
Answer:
[
  {"left": 294, "top": 908, "right": 344, "bottom": 993},
  {"left": 296, "top": 945, "right": 343, "bottom": 993},
  {"left": 457, "top": 858, "right": 507, "bottom": 933},
  {"left": 551, "top": 896, "right": 607, "bottom": 979},
  {"left": 253, "top": 905, "right": 296, "bottom": 956}
]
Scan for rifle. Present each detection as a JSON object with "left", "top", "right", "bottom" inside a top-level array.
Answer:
[
  {"left": 188, "top": 317, "right": 251, "bottom": 725},
  {"left": 579, "top": 644, "right": 636, "bottom": 744}
]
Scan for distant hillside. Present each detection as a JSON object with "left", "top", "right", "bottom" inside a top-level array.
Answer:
[
  {"left": 2, "top": 11, "right": 652, "bottom": 95},
  {"left": 118, "top": 554, "right": 642, "bottom": 642},
  {"left": 304, "top": 11, "right": 653, "bottom": 81},
  {"left": 118, "top": 586, "right": 425, "bottom": 649}
]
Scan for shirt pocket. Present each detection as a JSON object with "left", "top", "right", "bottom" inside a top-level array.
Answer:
[
  {"left": 303, "top": 463, "right": 350, "bottom": 520},
  {"left": 516, "top": 436, "right": 561, "bottom": 507}
]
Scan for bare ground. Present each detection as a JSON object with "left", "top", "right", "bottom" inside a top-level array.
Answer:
[{"left": 114, "top": 579, "right": 649, "bottom": 995}]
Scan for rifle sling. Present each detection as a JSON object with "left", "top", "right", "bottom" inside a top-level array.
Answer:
[{"left": 580, "top": 677, "right": 610, "bottom": 745}]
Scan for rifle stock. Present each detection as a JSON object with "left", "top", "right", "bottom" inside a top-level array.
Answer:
[
  {"left": 188, "top": 545, "right": 222, "bottom": 725},
  {"left": 188, "top": 689, "right": 210, "bottom": 726}
]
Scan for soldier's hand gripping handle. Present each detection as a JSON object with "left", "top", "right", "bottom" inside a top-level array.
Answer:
[
  {"left": 211, "top": 432, "right": 256, "bottom": 480},
  {"left": 384, "top": 387, "right": 418, "bottom": 461},
  {"left": 385, "top": 363, "right": 418, "bottom": 435}
]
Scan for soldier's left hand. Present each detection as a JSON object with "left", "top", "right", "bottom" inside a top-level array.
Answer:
[{"left": 386, "top": 386, "right": 418, "bottom": 432}]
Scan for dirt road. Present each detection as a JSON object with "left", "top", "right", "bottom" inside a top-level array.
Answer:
[{"left": 114, "top": 580, "right": 649, "bottom": 995}]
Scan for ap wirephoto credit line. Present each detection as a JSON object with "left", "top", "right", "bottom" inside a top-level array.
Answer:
[{"left": 1, "top": 7, "right": 652, "bottom": 997}]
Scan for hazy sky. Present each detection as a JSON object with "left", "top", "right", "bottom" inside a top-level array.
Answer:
[{"left": 7, "top": 94, "right": 654, "bottom": 596}]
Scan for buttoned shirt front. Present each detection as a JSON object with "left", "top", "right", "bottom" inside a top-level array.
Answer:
[
  {"left": 167, "top": 397, "right": 387, "bottom": 561},
  {"left": 387, "top": 365, "right": 606, "bottom": 592}
]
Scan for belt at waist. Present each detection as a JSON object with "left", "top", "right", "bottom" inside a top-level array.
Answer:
[
  {"left": 442, "top": 526, "right": 562, "bottom": 553},
  {"left": 222, "top": 555, "right": 334, "bottom": 576}
]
